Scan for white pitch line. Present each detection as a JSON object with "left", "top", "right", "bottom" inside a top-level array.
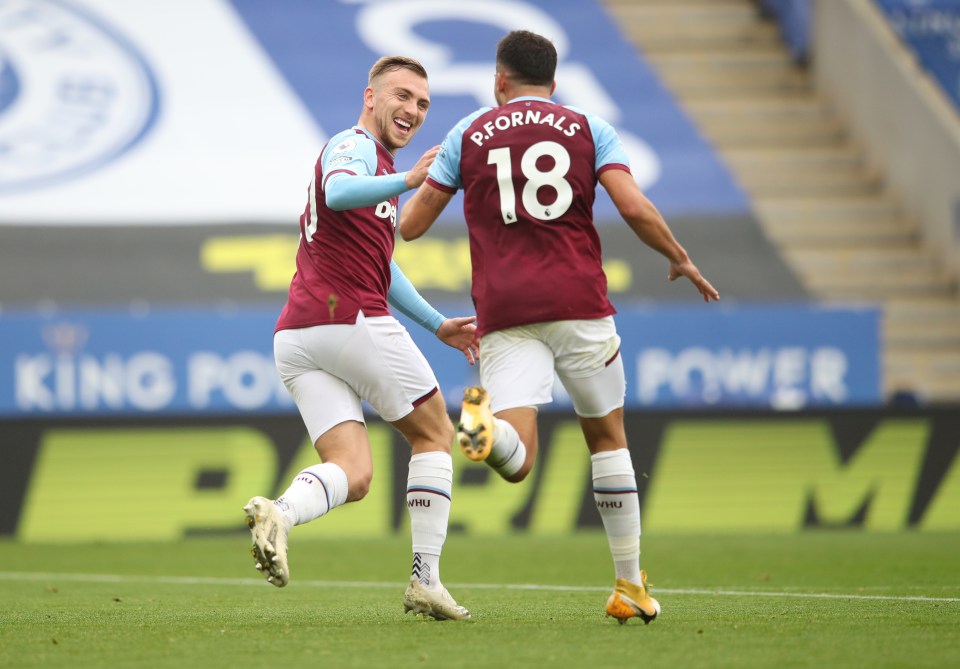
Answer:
[
  {"left": 1, "top": 571, "right": 958, "bottom": 603},
  {"left": 652, "top": 587, "right": 960, "bottom": 603}
]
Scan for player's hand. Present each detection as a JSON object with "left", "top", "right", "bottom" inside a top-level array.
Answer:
[
  {"left": 405, "top": 145, "right": 441, "bottom": 189},
  {"left": 669, "top": 260, "right": 720, "bottom": 303},
  {"left": 436, "top": 316, "right": 480, "bottom": 365}
]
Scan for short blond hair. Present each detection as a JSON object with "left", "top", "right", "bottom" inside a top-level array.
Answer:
[{"left": 368, "top": 56, "right": 428, "bottom": 85}]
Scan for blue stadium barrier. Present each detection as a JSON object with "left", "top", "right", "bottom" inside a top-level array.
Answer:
[{"left": 0, "top": 303, "right": 881, "bottom": 417}]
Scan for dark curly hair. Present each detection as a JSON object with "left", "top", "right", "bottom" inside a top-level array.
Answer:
[{"left": 495, "top": 30, "right": 557, "bottom": 86}]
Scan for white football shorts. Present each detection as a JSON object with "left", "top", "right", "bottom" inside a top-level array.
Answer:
[
  {"left": 479, "top": 316, "right": 625, "bottom": 418},
  {"left": 273, "top": 312, "right": 439, "bottom": 443}
]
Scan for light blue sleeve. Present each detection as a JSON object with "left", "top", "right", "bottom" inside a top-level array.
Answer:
[
  {"left": 325, "top": 172, "right": 408, "bottom": 210},
  {"left": 322, "top": 129, "right": 410, "bottom": 210},
  {"left": 571, "top": 107, "right": 631, "bottom": 172},
  {"left": 388, "top": 260, "right": 445, "bottom": 334},
  {"left": 427, "top": 108, "right": 490, "bottom": 189}
]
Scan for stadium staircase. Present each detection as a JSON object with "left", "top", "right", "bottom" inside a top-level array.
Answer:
[{"left": 603, "top": 0, "right": 960, "bottom": 403}]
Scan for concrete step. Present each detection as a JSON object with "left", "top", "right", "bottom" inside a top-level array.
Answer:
[
  {"left": 697, "top": 116, "right": 848, "bottom": 147},
  {"left": 884, "top": 298, "right": 960, "bottom": 346},
  {"left": 656, "top": 73, "right": 813, "bottom": 97},
  {"left": 762, "top": 219, "right": 918, "bottom": 247},
  {"left": 883, "top": 299, "right": 960, "bottom": 348},
  {"left": 668, "top": 79, "right": 818, "bottom": 102},
  {"left": 885, "top": 296, "right": 960, "bottom": 319},
  {"left": 722, "top": 145, "right": 867, "bottom": 177},
  {"left": 886, "top": 347, "right": 960, "bottom": 370},
  {"left": 797, "top": 272, "right": 954, "bottom": 300},
  {"left": 687, "top": 98, "right": 851, "bottom": 147},
  {"left": 885, "top": 348, "right": 960, "bottom": 400},
  {"left": 621, "top": 25, "right": 781, "bottom": 53},
  {"left": 684, "top": 97, "right": 837, "bottom": 120},
  {"left": 786, "top": 247, "right": 943, "bottom": 273},
  {"left": 612, "top": 7, "right": 770, "bottom": 29},
  {"left": 606, "top": 1, "right": 759, "bottom": 19},
  {"left": 724, "top": 162, "right": 883, "bottom": 198},
  {"left": 730, "top": 169, "right": 882, "bottom": 197},
  {"left": 653, "top": 66, "right": 811, "bottom": 93},
  {"left": 649, "top": 50, "right": 799, "bottom": 72},
  {"left": 786, "top": 248, "right": 950, "bottom": 299},
  {"left": 753, "top": 195, "right": 903, "bottom": 224},
  {"left": 613, "top": 3, "right": 780, "bottom": 50},
  {"left": 786, "top": 246, "right": 950, "bottom": 297},
  {"left": 815, "top": 286, "right": 955, "bottom": 303},
  {"left": 603, "top": 0, "right": 960, "bottom": 402},
  {"left": 886, "top": 321, "right": 960, "bottom": 347},
  {"left": 690, "top": 102, "right": 865, "bottom": 169}
]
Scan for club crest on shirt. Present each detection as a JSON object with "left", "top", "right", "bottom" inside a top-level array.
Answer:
[{"left": 0, "top": 0, "right": 159, "bottom": 194}]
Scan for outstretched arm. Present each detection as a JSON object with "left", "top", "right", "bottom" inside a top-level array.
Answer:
[
  {"left": 388, "top": 260, "right": 479, "bottom": 365},
  {"left": 399, "top": 181, "right": 455, "bottom": 241},
  {"left": 599, "top": 168, "right": 719, "bottom": 303}
]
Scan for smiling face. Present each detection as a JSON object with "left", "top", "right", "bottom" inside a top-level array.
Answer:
[{"left": 361, "top": 66, "right": 430, "bottom": 154}]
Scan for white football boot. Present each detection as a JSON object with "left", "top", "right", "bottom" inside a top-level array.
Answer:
[
  {"left": 403, "top": 577, "right": 471, "bottom": 621},
  {"left": 243, "top": 496, "right": 290, "bottom": 587}
]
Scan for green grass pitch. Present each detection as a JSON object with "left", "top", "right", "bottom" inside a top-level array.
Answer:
[{"left": 1, "top": 532, "right": 957, "bottom": 669}]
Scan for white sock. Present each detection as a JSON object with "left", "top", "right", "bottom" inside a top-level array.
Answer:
[
  {"left": 407, "top": 451, "right": 452, "bottom": 590},
  {"left": 275, "top": 462, "right": 348, "bottom": 529},
  {"left": 592, "top": 449, "right": 642, "bottom": 583},
  {"left": 488, "top": 418, "right": 526, "bottom": 479}
]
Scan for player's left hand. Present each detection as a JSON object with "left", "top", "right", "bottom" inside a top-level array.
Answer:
[
  {"left": 669, "top": 260, "right": 720, "bottom": 303},
  {"left": 436, "top": 316, "right": 480, "bottom": 365}
]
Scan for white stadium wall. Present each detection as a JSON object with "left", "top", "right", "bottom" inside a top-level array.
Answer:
[{"left": 814, "top": 0, "right": 960, "bottom": 282}]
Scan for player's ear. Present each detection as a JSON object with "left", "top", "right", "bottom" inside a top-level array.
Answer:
[
  {"left": 494, "top": 71, "right": 506, "bottom": 93},
  {"left": 549, "top": 80, "right": 557, "bottom": 95},
  {"left": 363, "top": 86, "right": 375, "bottom": 110}
]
